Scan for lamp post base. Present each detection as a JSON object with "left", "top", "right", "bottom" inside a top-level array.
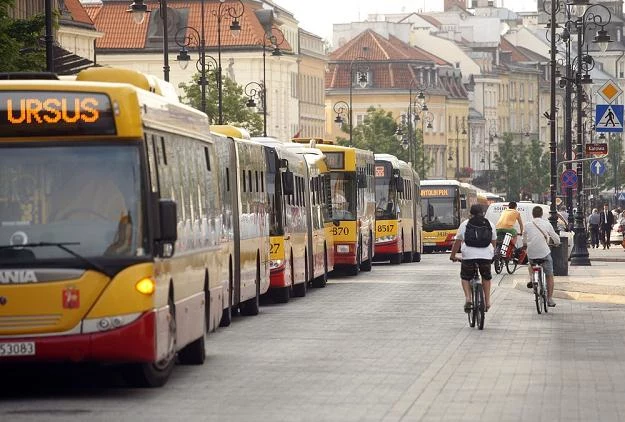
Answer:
[{"left": 569, "top": 210, "right": 591, "bottom": 266}]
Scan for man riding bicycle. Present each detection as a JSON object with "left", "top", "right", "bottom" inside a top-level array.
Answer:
[
  {"left": 450, "top": 204, "right": 497, "bottom": 313},
  {"left": 523, "top": 206, "right": 560, "bottom": 307}
]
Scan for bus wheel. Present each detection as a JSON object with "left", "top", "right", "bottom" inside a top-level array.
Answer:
[
  {"left": 219, "top": 276, "right": 233, "bottom": 327},
  {"left": 360, "top": 236, "right": 373, "bottom": 271},
  {"left": 178, "top": 286, "right": 207, "bottom": 365},
  {"left": 390, "top": 253, "right": 402, "bottom": 264},
  {"left": 270, "top": 287, "right": 290, "bottom": 303},
  {"left": 402, "top": 237, "right": 412, "bottom": 263},
  {"left": 412, "top": 252, "right": 422, "bottom": 263},
  {"left": 239, "top": 265, "right": 260, "bottom": 316},
  {"left": 293, "top": 253, "right": 307, "bottom": 297},
  {"left": 123, "top": 293, "right": 176, "bottom": 387},
  {"left": 312, "top": 249, "right": 328, "bottom": 288}
]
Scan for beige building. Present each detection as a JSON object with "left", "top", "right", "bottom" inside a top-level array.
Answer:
[
  {"left": 325, "top": 29, "right": 469, "bottom": 179},
  {"left": 297, "top": 29, "right": 327, "bottom": 139},
  {"left": 86, "top": 0, "right": 324, "bottom": 141}
]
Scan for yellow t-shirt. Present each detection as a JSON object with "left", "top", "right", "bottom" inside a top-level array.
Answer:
[{"left": 496, "top": 208, "right": 520, "bottom": 229}]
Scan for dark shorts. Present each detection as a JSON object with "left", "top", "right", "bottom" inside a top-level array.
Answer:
[{"left": 460, "top": 259, "right": 493, "bottom": 281}]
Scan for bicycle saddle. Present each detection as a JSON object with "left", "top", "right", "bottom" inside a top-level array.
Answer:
[{"left": 530, "top": 259, "right": 546, "bottom": 265}]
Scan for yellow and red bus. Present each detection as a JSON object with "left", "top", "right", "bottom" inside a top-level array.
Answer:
[
  {"left": 0, "top": 68, "right": 233, "bottom": 387},
  {"left": 281, "top": 143, "right": 335, "bottom": 287},
  {"left": 373, "top": 154, "right": 423, "bottom": 264},
  {"left": 209, "top": 126, "right": 270, "bottom": 318},
  {"left": 420, "top": 180, "right": 478, "bottom": 253},
  {"left": 293, "top": 140, "right": 375, "bottom": 275},
  {"left": 250, "top": 137, "right": 309, "bottom": 302}
]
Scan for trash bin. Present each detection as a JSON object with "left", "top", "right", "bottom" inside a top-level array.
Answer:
[{"left": 551, "top": 235, "right": 569, "bottom": 276}]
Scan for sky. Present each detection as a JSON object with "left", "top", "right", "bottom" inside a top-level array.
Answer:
[{"left": 273, "top": 0, "right": 538, "bottom": 42}]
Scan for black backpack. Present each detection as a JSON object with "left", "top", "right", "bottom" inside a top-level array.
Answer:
[{"left": 464, "top": 216, "right": 492, "bottom": 248}]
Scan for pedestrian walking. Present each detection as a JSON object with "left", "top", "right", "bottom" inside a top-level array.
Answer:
[
  {"left": 587, "top": 208, "right": 600, "bottom": 248},
  {"left": 599, "top": 203, "right": 615, "bottom": 249}
]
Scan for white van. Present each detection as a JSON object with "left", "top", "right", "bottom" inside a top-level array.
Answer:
[{"left": 485, "top": 202, "right": 573, "bottom": 255}]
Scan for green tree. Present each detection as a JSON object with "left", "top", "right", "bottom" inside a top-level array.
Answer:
[
  {"left": 335, "top": 106, "right": 433, "bottom": 175},
  {"left": 179, "top": 71, "right": 263, "bottom": 135},
  {"left": 492, "top": 134, "right": 549, "bottom": 201},
  {"left": 0, "top": 0, "right": 46, "bottom": 71}
]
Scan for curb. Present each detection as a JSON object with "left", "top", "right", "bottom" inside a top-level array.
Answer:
[{"left": 512, "top": 279, "right": 625, "bottom": 305}]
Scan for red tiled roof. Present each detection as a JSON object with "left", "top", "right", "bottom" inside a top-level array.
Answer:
[
  {"left": 63, "top": 0, "right": 94, "bottom": 26},
  {"left": 326, "top": 30, "right": 450, "bottom": 90},
  {"left": 84, "top": 3, "right": 103, "bottom": 22},
  {"left": 92, "top": 1, "right": 291, "bottom": 51},
  {"left": 417, "top": 14, "right": 442, "bottom": 28},
  {"left": 500, "top": 37, "right": 530, "bottom": 63}
]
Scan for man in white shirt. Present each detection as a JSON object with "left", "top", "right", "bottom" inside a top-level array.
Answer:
[
  {"left": 450, "top": 204, "right": 497, "bottom": 313},
  {"left": 523, "top": 206, "right": 561, "bottom": 307}
]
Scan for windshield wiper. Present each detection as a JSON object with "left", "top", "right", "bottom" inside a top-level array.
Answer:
[{"left": 0, "top": 242, "right": 113, "bottom": 277}]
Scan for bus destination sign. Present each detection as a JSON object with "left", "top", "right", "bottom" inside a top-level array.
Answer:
[
  {"left": 0, "top": 91, "right": 116, "bottom": 138},
  {"left": 421, "top": 188, "right": 452, "bottom": 197}
]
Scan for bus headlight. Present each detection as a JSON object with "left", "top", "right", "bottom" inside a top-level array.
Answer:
[
  {"left": 82, "top": 312, "right": 142, "bottom": 333},
  {"left": 135, "top": 278, "right": 155, "bottom": 295}
]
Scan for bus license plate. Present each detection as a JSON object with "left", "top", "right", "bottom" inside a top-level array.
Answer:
[{"left": 0, "top": 342, "right": 35, "bottom": 357}]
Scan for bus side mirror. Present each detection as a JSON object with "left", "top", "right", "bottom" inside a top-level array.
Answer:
[
  {"left": 395, "top": 176, "right": 404, "bottom": 192},
  {"left": 158, "top": 199, "right": 177, "bottom": 243},
  {"left": 282, "top": 170, "right": 294, "bottom": 196},
  {"left": 357, "top": 173, "right": 367, "bottom": 188}
]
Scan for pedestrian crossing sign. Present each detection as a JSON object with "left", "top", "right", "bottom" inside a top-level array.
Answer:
[{"left": 595, "top": 104, "right": 624, "bottom": 133}]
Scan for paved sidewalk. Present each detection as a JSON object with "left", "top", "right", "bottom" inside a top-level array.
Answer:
[{"left": 506, "top": 243, "right": 625, "bottom": 304}]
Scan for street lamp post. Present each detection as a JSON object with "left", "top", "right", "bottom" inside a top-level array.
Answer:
[
  {"left": 348, "top": 57, "right": 369, "bottom": 146},
  {"left": 448, "top": 118, "right": 467, "bottom": 178},
  {"left": 175, "top": 2, "right": 218, "bottom": 115},
  {"left": 487, "top": 124, "right": 497, "bottom": 191},
  {"left": 247, "top": 27, "right": 285, "bottom": 137},
  {"left": 565, "top": 0, "right": 612, "bottom": 266},
  {"left": 45, "top": 0, "right": 54, "bottom": 72},
  {"left": 333, "top": 101, "right": 350, "bottom": 135},
  {"left": 408, "top": 83, "right": 431, "bottom": 176},
  {"left": 127, "top": 0, "right": 170, "bottom": 81},
  {"left": 212, "top": 0, "right": 244, "bottom": 125}
]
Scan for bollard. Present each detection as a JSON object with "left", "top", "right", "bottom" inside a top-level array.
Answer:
[{"left": 551, "top": 235, "right": 569, "bottom": 276}]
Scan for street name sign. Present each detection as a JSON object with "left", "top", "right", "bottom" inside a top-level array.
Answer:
[
  {"left": 586, "top": 143, "right": 608, "bottom": 156},
  {"left": 590, "top": 159, "right": 606, "bottom": 176},
  {"left": 595, "top": 104, "right": 624, "bottom": 133},
  {"left": 561, "top": 169, "right": 578, "bottom": 188}
]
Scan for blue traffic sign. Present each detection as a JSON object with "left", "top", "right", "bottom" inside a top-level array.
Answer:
[
  {"left": 561, "top": 169, "right": 578, "bottom": 188},
  {"left": 619, "top": 192, "right": 625, "bottom": 201},
  {"left": 596, "top": 104, "right": 624, "bottom": 133},
  {"left": 590, "top": 159, "right": 606, "bottom": 176}
]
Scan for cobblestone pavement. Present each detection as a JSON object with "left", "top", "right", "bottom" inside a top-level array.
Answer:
[{"left": 2, "top": 254, "right": 625, "bottom": 422}]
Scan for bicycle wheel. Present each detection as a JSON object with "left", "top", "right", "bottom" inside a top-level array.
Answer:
[
  {"left": 494, "top": 256, "right": 503, "bottom": 274},
  {"left": 506, "top": 256, "right": 518, "bottom": 274},
  {"left": 541, "top": 271, "right": 548, "bottom": 314},
  {"left": 475, "top": 283, "right": 485, "bottom": 330},
  {"left": 532, "top": 271, "right": 541, "bottom": 314},
  {"left": 468, "top": 284, "right": 476, "bottom": 328}
]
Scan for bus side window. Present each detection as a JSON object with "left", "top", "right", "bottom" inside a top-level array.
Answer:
[{"left": 460, "top": 194, "right": 467, "bottom": 209}]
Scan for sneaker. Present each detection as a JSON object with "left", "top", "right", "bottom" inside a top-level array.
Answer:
[
  {"left": 547, "top": 298, "right": 556, "bottom": 307},
  {"left": 526, "top": 281, "right": 533, "bottom": 289},
  {"left": 464, "top": 301, "right": 472, "bottom": 313}
]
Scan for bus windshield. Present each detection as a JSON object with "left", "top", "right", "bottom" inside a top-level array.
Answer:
[
  {"left": 375, "top": 164, "right": 397, "bottom": 220},
  {"left": 330, "top": 172, "right": 356, "bottom": 221},
  {"left": 421, "top": 197, "right": 459, "bottom": 231},
  {"left": 0, "top": 144, "right": 146, "bottom": 263}
]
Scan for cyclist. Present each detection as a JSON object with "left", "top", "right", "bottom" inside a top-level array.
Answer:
[
  {"left": 450, "top": 204, "right": 497, "bottom": 313},
  {"left": 523, "top": 206, "right": 560, "bottom": 307}
]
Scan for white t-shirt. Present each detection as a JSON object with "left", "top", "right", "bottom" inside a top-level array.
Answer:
[
  {"left": 523, "top": 218, "right": 561, "bottom": 259},
  {"left": 455, "top": 218, "right": 497, "bottom": 260}
]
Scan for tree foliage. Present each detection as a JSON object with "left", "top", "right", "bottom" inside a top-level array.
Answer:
[
  {"left": 178, "top": 71, "right": 263, "bottom": 135},
  {"left": 335, "top": 106, "right": 433, "bottom": 176},
  {"left": 491, "top": 134, "right": 549, "bottom": 201},
  {"left": 0, "top": 0, "right": 46, "bottom": 72}
]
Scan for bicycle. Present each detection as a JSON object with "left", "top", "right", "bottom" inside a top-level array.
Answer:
[
  {"left": 505, "top": 246, "right": 527, "bottom": 274},
  {"left": 453, "top": 259, "right": 485, "bottom": 330},
  {"left": 494, "top": 232, "right": 525, "bottom": 274},
  {"left": 529, "top": 258, "right": 548, "bottom": 314}
]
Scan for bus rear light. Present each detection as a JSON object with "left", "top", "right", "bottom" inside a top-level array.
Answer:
[
  {"left": 135, "top": 278, "right": 155, "bottom": 295},
  {"left": 82, "top": 312, "right": 142, "bottom": 334},
  {"left": 376, "top": 235, "right": 398, "bottom": 244},
  {"left": 336, "top": 244, "right": 351, "bottom": 254},
  {"left": 270, "top": 259, "right": 285, "bottom": 270}
]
